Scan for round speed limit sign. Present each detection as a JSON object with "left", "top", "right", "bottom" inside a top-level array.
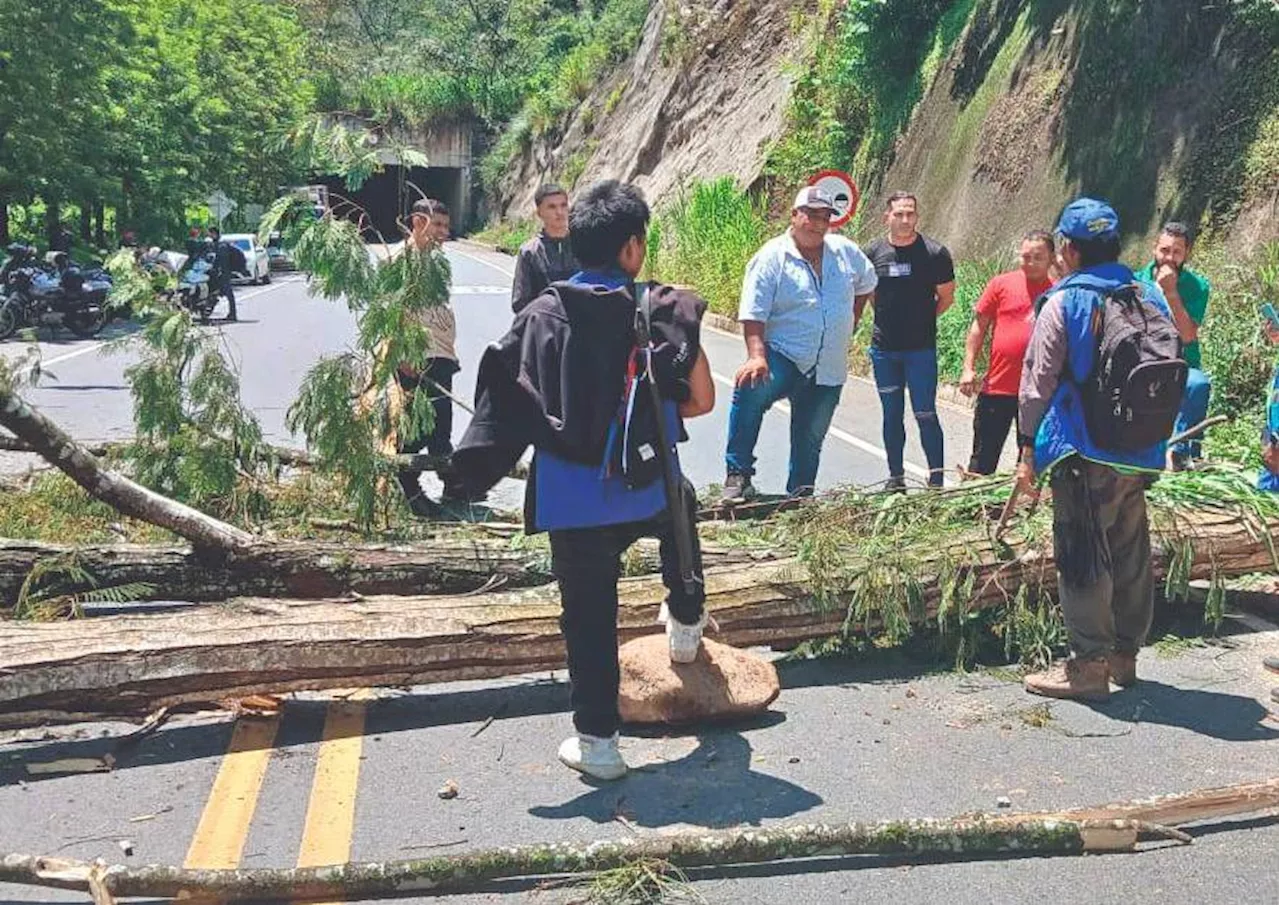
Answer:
[{"left": 807, "top": 169, "right": 859, "bottom": 228}]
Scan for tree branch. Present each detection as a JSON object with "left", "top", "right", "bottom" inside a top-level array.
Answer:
[
  {"left": 0, "top": 815, "right": 1204, "bottom": 901},
  {"left": 0, "top": 386, "right": 255, "bottom": 554}
]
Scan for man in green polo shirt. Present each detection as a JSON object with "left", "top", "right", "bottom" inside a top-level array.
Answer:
[{"left": 1137, "top": 222, "right": 1211, "bottom": 468}]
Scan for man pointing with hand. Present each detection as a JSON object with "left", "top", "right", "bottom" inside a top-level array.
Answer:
[{"left": 723, "top": 186, "right": 877, "bottom": 502}]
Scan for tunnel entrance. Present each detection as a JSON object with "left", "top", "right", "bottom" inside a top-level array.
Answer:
[{"left": 318, "top": 165, "right": 467, "bottom": 241}]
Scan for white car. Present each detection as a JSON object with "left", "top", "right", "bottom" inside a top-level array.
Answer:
[{"left": 222, "top": 233, "right": 271, "bottom": 284}]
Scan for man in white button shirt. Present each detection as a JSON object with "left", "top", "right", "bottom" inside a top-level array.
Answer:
[{"left": 723, "top": 186, "right": 878, "bottom": 501}]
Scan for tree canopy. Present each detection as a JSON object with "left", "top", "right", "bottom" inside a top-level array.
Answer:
[{"left": 0, "top": 0, "right": 313, "bottom": 244}]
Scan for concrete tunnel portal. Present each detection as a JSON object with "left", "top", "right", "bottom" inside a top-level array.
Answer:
[{"left": 317, "top": 116, "right": 473, "bottom": 240}]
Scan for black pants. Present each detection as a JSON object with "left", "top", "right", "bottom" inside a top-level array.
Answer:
[
  {"left": 396, "top": 357, "right": 459, "bottom": 499},
  {"left": 549, "top": 480, "right": 706, "bottom": 738},
  {"left": 218, "top": 277, "right": 237, "bottom": 319},
  {"left": 968, "top": 393, "right": 1018, "bottom": 475}
]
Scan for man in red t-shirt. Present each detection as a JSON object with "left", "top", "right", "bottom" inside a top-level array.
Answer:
[{"left": 958, "top": 230, "right": 1055, "bottom": 474}]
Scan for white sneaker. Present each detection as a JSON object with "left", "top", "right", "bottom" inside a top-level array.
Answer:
[
  {"left": 557, "top": 732, "right": 627, "bottom": 781},
  {"left": 665, "top": 608, "right": 713, "bottom": 664}
]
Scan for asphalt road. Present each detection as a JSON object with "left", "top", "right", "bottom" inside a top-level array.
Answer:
[
  {"left": 1, "top": 241, "right": 993, "bottom": 486},
  {"left": 0, "top": 244, "right": 1275, "bottom": 905}
]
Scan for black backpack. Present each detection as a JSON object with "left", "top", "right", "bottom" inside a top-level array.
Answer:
[
  {"left": 225, "top": 242, "right": 247, "bottom": 275},
  {"left": 1081, "top": 284, "right": 1187, "bottom": 452}
]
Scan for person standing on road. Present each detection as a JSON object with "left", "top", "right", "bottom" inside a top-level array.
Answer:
[
  {"left": 447, "top": 180, "right": 716, "bottom": 780},
  {"left": 511, "top": 184, "right": 579, "bottom": 314},
  {"left": 1015, "top": 198, "right": 1182, "bottom": 701},
  {"left": 957, "top": 231, "right": 1055, "bottom": 475},
  {"left": 859, "top": 192, "right": 956, "bottom": 489},
  {"left": 207, "top": 226, "right": 240, "bottom": 322},
  {"left": 397, "top": 198, "right": 459, "bottom": 514},
  {"left": 1135, "top": 222, "right": 1212, "bottom": 470},
  {"left": 723, "top": 186, "right": 877, "bottom": 502},
  {"left": 1259, "top": 316, "right": 1279, "bottom": 702}
]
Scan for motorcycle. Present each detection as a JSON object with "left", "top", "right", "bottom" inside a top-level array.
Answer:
[
  {"left": 0, "top": 244, "right": 112, "bottom": 340},
  {"left": 170, "top": 252, "right": 220, "bottom": 321}
]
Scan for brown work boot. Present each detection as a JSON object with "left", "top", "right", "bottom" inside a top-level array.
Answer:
[
  {"left": 1024, "top": 658, "right": 1110, "bottom": 702},
  {"left": 1108, "top": 650, "right": 1138, "bottom": 687}
]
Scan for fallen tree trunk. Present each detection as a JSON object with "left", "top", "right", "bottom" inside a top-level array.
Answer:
[
  {"left": 0, "top": 507, "right": 1268, "bottom": 724},
  {"left": 0, "top": 388, "right": 255, "bottom": 554},
  {"left": 0, "top": 538, "right": 776, "bottom": 606},
  {"left": 0, "top": 818, "right": 1194, "bottom": 902},
  {"left": 0, "top": 434, "right": 315, "bottom": 468},
  {"left": 0, "top": 433, "right": 529, "bottom": 479}
]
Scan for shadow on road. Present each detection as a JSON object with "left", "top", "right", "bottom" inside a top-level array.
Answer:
[
  {"left": 528, "top": 725, "right": 824, "bottom": 829},
  {"left": 1081, "top": 681, "right": 1277, "bottom": 743}
]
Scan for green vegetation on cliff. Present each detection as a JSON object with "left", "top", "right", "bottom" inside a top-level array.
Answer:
[{"left": 767, "top": 0, "right": 1278, "bottom": 244}]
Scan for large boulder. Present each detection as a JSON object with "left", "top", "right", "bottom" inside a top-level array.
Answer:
[{"left": 618, "top": 635, "right": 780, "bottom": 725}]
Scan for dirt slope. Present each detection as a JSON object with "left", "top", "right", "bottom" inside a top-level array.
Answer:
[{"left": 493, "top": 0, "right": 806, "bottom": 218}]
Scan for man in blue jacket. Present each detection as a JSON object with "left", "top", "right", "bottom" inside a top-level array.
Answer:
[{"left": 1014, "top": 198, "right": 1176, "bottom": 701}]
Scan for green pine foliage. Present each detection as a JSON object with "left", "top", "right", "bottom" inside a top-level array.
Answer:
[
  {"left": 13, "top": 553, "right": 156, "bottom": 621},
  {"left": 119, "top": 301, "right": 274, "bottom": 522},
  {"left": 262, "top": 190, "right": 453, "bottom": 528}
]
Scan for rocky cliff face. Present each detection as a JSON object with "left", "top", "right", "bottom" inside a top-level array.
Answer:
[
  {"left": 492, "top": 0, "right": 806, "bottom": 218},
  {"left": 867, "top": 0, "right": 1278, "bottom": 257},
  {"left": 494, "top": 0, "right": 1277, "bottom": 256}
]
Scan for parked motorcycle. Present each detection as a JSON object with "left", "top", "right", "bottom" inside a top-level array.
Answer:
[
  {"left": 0, "top": 244, "right": 112, "bottom": 340},
  {"left": 170, "top": 252, "right": 219, "bottom": 322}
]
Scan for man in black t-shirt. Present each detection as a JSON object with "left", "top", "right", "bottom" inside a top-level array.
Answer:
[{"left": 858, "top": 192, "right": 956, "bottom": 488}]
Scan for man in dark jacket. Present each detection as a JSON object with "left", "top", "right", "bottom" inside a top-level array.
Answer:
[
  {"left": 207, "top": 226, "right": 240, "bottom": 322},
  {"left": 510, "top": 184, "right": 579, "bottom": 314},
  {"left": 449, "top": 180, "right": 716, "bottom": 781}
]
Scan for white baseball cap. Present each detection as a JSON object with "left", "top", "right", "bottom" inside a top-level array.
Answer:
[{"left": 792, "top": 186, "right": 838, "bottom": 213}]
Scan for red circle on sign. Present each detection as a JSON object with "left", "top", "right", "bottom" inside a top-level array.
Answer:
[{"left": 807, "top": 169, "right": 860, "bottom": 228}]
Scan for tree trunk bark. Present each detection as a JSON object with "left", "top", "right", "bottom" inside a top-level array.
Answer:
[
  {"left": 43, "top": 199, "right": 59, "bottom": 249},
  {"left": 0, "top": 198, "right": 9, "bottom": 246},
  {"left": 0, "top": 508, "right": 1267, "bottom": 724},
  {"left": 78, "top": 203, "right": 91, "bottom": 243},
  {"left": 0, "top": 386, "right": 255, "bottom": 555},
  {"left": 0, "top": 538, "right": 771, "bottom": 606},
  {"left": 0, "top": 817, "right": 1195, "bottom": 901},
  {"left": 93, "top": 202, "right": 105, "bottom": 248}
]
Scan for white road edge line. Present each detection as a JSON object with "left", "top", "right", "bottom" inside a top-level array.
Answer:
[
  {"left": 448, "top": 243, "right": 934, "bottom": 480},
  {"left": 40, "top": 279, "right": 295, "bottom": 368}
]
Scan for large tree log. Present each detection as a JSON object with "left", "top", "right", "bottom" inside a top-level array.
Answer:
[
  {"left": 0, "top": 538, "right": 775, "bottom": 606},
  {"left": 0, "top": 508, "right": 1268, "bottom": 724},
  {"left": 0, "top": 388, "right": 254, "bottom": 554},
  {"left": 0, "top": 818, "right": 1195, "bottom": 902}
]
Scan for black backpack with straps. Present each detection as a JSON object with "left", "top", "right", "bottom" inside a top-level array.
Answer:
[{"left": 1081, "top": 283, "right": 1187, "bottom": 452}]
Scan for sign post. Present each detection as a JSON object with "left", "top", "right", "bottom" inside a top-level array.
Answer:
[
  {"left": 807, "top": 170, "right": 859, "bottom": 229},
  {"left": 207, "top": 190, "right": 237, "bottom": 226}
]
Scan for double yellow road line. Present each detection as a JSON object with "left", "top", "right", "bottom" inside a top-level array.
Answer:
[{"left": 183, "top": 694, "right": 372, "bottom": 899}]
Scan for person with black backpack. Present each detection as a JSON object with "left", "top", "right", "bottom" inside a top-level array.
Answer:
[
  {"left": 1014, "top": 198, "right": 1185, "bottom": 701},
  {"left": 207, "top": 226, "right": 245, "bottom": 322},
  {"left": 445, "top": 180, "right": 716, "bottom": 780}
]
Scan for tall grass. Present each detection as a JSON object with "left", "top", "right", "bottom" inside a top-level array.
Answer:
[{"left": 645, "top": 177, "right": 769, "bottom": 317}]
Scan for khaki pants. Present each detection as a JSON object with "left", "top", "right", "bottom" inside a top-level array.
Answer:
[{"left": 1050, "top": 457, "right": 1154, "bottom": 660}]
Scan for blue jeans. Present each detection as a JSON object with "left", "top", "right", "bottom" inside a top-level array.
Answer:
[
  {"left": 725, "top": 346, "right": 843, "bottom": 495},
  {"left": 869, "top": 347, "right": 945, "bottom": 486},
  {"left": 1173, "top": 367, "right": 1211, "bottom": 459}
]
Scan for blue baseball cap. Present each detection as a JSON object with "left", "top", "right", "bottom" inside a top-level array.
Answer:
[{"left": 1056, "top": 197, "right": 1120, "bottom": 241}]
